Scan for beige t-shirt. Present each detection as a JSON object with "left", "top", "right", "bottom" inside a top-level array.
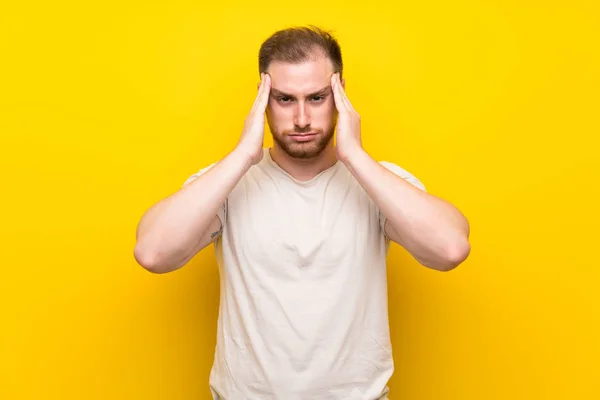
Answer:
[{"left": 184, "top": 148, "right": 426, "bottom": 400}]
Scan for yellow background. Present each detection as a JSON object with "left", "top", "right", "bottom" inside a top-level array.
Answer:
[{"left": 1, "top": 0, "right": 598, "bottom": 398}]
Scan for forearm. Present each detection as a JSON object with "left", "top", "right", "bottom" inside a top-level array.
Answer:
[
  {"left": 343, "top": 148, "right": 470, "bottom": 270},
  {"left": 134, "top": 148, "right": 252, "bottom": 269}
]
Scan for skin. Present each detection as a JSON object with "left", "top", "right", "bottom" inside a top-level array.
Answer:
[
  {"left": 261, "top": 55, "right": 471, "bottom": 271},
  {"left": 262, "top": 55, "right": 341, "bottom": 181},
  {"left": 133, "top": 52, "right": 471, "bottom": 274}
]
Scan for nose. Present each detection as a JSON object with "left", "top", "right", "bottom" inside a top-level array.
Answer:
[{"left": 293, "top": 102, "right": 311, "bottom": 129}]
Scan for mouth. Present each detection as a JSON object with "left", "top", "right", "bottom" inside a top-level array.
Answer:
[
  {"left": 289, "top": 132, "right": 318, "bottom": 142},
  {"left": 290, "top": 131, "right": 319, "bottom": 137}
]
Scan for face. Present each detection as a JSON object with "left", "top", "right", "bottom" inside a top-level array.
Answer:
[{"left": 264, "top": 55, "right": 342, "bottom": 159}]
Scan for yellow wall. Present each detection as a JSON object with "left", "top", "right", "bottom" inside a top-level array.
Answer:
[{"left": 1, "top": 1, "right": 598, "bottom": 398}]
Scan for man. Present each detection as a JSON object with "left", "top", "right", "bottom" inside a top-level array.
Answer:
[{"left": 134, "top": 26, "right": 470, "bottom": 400}]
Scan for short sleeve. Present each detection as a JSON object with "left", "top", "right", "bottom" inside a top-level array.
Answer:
[
  {"left": 182, "top": 162, "right": 228, "bottom": 227},
  {"left": 377, "top": 161, "right": 426, "bottom": 236}
]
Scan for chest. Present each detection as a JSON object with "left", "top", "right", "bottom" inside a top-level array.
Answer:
[{"left": 223, "top": 175, "right": 381, "bottom": 277}]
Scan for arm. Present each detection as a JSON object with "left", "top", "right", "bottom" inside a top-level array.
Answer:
[
  {"left": 134, "top": 149, "right": 252, "bottom": 273},
  {"left": 134, "top": 73, "right": 272, "bottom": 274},
  {"left": 344, "top": 150, "right": 470, "bottom": 271},
  {"left": 330, "top": 73, "right": 470, "bottom": 271}
]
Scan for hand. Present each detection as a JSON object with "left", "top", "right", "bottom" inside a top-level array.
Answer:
[
  {"left": 236, "top": 73, "right": 271, "bottom": 165},
  {"left": 331, "top": 73, "right": 364, "bottom": 162}
]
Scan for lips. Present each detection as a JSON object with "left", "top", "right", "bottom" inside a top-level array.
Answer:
[{"left": 289, "top": 132, "right": 318, "bottom": 142}]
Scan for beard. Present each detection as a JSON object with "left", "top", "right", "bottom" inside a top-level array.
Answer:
[{"left": 267, "top": 117, "right": 337, "bottom": 160}]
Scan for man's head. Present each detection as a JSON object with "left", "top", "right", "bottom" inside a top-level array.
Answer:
[{"left": 258, "top": 26, "right": 344, "bottom": 159}]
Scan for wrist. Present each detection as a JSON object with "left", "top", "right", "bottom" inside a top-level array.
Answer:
[
  {"left": 339, "top": 145, "right": 367, "bottom": 165},
  {"left": 231, "top": 145, "right": 258, "bottom": 169}
]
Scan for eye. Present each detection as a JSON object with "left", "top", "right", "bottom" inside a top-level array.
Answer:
[
  {"left": 311, "top": 95, "right": 325, "bottom": 102},
  {"left": 278, "top": 96, "right": 292, "bottom": 103}
]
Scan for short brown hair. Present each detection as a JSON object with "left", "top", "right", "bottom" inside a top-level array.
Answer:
[{"left": 258, "top": 25, "right": 343, "bottom": 78}]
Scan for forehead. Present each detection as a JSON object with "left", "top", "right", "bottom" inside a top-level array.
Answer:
[{"left": 267, "top": 56, "right": 334, "bottom": 94}]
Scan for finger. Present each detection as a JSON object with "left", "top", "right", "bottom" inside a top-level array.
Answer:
[
  {"left": 257, "top": 73, "right": 271, "bottom": 111},
  {"left": 336, "top": 74, "right": 357, "bottom": 114},
  {"left": 331, "top": 73, "right": 347, "bottom": 113},
  {"left": 251, "top": 73, "right": 266, "bottom": 113},
  {"left": 252, "top": 73, "right": 271, "bottom": 114}
]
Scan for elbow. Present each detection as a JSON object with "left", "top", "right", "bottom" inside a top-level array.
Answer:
[
  {"left": 134, "top": 244, "right": 177, "bottom": 274},
  {"left": 440, "top": 239, "right": 471, "bottom": 272},
  {"left": 424, "top": 239, "right": 471, "bottom": 272}
]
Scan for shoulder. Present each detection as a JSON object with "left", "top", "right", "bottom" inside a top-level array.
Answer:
[{"left": 378, "top": 160, "right": 427, "bottom": 192}]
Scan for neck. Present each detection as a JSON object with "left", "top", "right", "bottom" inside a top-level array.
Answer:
[{"left": 269, "top": 143, "right": 338, "bottom": 182}]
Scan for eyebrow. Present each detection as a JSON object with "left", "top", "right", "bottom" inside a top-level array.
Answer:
[{"left": 270, "top": 86, "right": 331, "bottom": 99}]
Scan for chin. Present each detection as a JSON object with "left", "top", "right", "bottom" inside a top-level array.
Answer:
[{"left": 287, "top": 146, "right": 324, "bottom": 159}]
